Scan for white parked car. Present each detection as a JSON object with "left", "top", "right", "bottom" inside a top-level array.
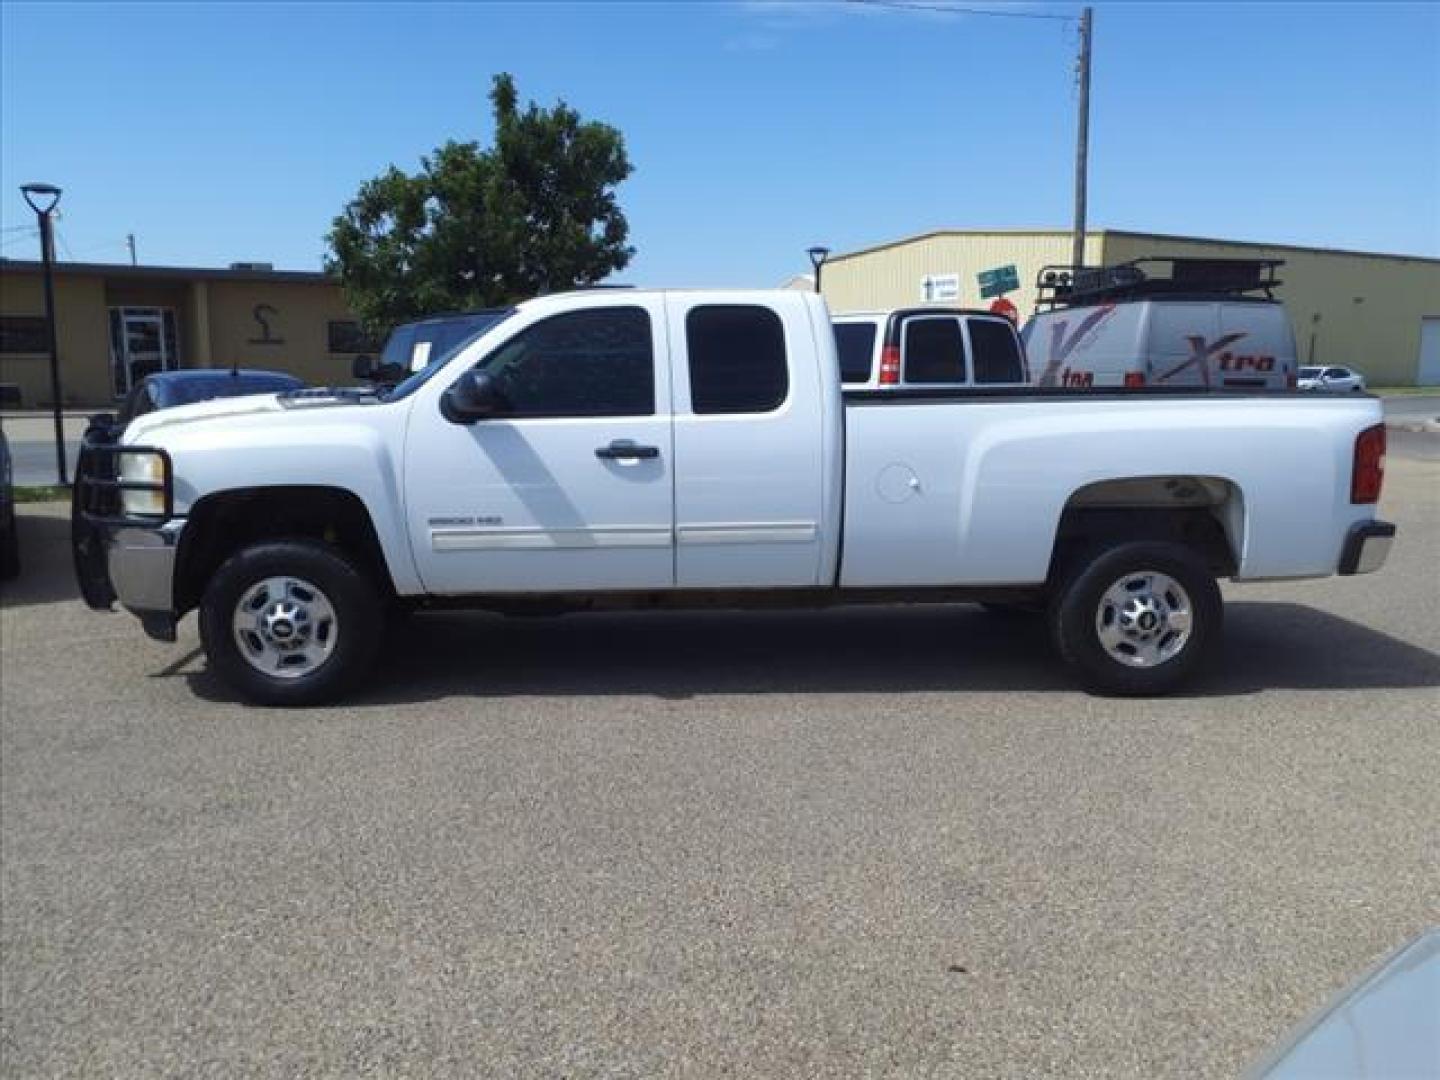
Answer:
[
  {"left": 833, "top": 308, "right": 1028, "bottom": 389},
  {"left": 1298, "top": 365, "right": 1367, "bottom": 392},
  {"left": 73, "top": 289, "right": 1394, "bottom": 705},
  {"left": 1022, "top": 257, "right": 1299, "bottom": 390}
]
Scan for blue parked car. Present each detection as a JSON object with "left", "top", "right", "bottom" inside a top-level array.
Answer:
[{"left": 115, "top": 368, "right": 305, "bottom": 427}]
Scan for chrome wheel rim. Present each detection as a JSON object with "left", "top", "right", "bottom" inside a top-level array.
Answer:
[
  {"left": 1094, "top": 570, "right": 1193, "bottom": 669},
  {"left": 231, "top": 576, "right": 338, "bottom": 679}
]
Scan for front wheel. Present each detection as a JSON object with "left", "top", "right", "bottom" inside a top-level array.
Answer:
[
  {"left": 199, "top": 540, "right": 384, "bottom": 706},
  {"left": 1049, "top": 541, "right": 1221, "bottom": 696}
]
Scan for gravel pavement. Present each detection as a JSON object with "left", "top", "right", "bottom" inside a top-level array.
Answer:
[{"left": 1, "top": 458, "right": 1437, "bottom": 1078}]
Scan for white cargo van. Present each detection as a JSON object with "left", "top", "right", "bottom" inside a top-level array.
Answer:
[{"left": 1021, "top": 258, "right": 1299, "bottom": 391}]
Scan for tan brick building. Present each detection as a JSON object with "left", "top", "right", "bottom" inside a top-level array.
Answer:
[{"left": 0, "top": 259, "right": 371, "bottom": 407}]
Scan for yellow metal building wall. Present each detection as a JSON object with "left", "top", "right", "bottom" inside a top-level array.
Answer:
[
  {"left": 820, "top": 230, "right": 1104, "bottom": 318},
  {"left": 1100, "top": 233, "right": 1440, "bottom": 386}
]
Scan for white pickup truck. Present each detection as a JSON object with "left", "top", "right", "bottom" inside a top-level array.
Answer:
[{"left": 72, "top": 289, "right": 1395, "bottom": 706}]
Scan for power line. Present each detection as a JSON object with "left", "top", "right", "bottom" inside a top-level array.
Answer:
[{"left": 843, "top": 0, "right": 1076, "bottom": 22}]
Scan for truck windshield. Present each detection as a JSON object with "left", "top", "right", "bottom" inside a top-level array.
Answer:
[{"left": 382, "top": 309, "right": 516, "bottom": 402}]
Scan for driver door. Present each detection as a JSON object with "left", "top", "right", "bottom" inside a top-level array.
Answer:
[{"left": 404, "top": 298, "right": 675, "bottom": 595}]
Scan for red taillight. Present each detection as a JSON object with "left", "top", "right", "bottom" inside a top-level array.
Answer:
[
  {"left": 878, "top": 344, "right": 901, "bottom": 386},
  {"left": 1123, "top": 372, "right": 1146, "bottom": 388},
  {"left": 1351, "top": 424, "right": 1386, "bottom": 504}
]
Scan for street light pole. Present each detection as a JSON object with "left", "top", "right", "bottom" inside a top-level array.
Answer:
[
  {"left": 20, "top": 182, "right": 67, "bottom": 486},
  {"left": 1070, "top": 6, "right": 1093, "bottom": 271},
  {"left": 807, "top": 246, "right": 831, "bottom": 294}
]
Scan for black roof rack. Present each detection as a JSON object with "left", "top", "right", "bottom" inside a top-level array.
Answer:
[{"left": 1034, "top": 256, "right": 1283, "bottom": 310}]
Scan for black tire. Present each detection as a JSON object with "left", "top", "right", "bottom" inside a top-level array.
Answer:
[
  {"left": 199, "top": 539, "right": 384, "bottom": 706},
  {"left": 1049, "top": 540, "right": 1221, "bottom": 696},
  {"left": 0, "top": 515, "right": 18, "bottom": 581}
]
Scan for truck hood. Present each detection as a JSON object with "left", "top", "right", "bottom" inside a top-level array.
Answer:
[{"left": 122, "top": 387, "right": 378, "bottom": 443}]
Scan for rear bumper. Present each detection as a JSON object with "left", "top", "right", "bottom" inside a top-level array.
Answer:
[{"left": 1338, "top": 520, "right": 1396, "bottom": 576}]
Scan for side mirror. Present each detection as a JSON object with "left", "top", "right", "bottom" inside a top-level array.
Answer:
[
  {"left": 351, "top": 354, "right": 375, "bottom": 380},
  {"left": 441, "top": 371, "right": 505, "bottom": 424}
]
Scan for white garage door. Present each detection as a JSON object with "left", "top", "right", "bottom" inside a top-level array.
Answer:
[{"left": 1420, "top": 317, "right": 1440, "bottom": 386}]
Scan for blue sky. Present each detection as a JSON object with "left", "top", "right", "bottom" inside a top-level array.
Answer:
[{"left": 2, "top": 1, "right": 1437, "bottom": 285}]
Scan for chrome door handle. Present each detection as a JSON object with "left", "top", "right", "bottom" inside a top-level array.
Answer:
[{"left": 595, "top": 441, "right": 659, "bottom": 461}]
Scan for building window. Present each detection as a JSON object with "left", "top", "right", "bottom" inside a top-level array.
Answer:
[
  {"left": 108, "top": 307, "right": 179, "bottom": 398},
  {"left": 328, "top": 320, "right": 380, "bottom": 354},
  {"left": 685, "top": 305, "right": 788, "bottom": 414},
  {"left": 0, "top": 315, "right": 48, "bottom": 354}
]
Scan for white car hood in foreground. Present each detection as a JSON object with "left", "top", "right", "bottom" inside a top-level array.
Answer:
[{"left": 1249, "top": 928, "right": 1440, "bottom": 1078}]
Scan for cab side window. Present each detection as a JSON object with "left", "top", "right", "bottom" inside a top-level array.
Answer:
[
  {"left": 476, "top": 307, "right": 654, "bottom": 417},
  {"left": 686, "top": 305, "right": 788, "bottom": 414}
]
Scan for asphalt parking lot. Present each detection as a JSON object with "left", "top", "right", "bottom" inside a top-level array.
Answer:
[{"left": 2, "top": 457, "right": 1437, "bottom": 1078}]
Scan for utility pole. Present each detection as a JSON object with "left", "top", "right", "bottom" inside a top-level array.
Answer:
[
  {"left": 126, "top": 232, "right": 137, "bottom": 266},
  {"left": 1071, "top": 6, "right": 1093, "bottom": 270}
]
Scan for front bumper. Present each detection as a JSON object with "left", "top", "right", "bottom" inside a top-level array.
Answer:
[
  {"left": 103, "top": 520, "right": 185, "bottom": 611},
  {"left": 1338, "top": 520, "right": 1396, "bottom": 576}
]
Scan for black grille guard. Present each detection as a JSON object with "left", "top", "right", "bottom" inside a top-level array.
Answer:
[{"left": 70, "top": 429, "right": 175, "bottom": 610}]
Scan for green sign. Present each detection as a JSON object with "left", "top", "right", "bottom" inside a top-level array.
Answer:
[{"left": 978, "top": 264, "right": 1020, "bottom": 299}]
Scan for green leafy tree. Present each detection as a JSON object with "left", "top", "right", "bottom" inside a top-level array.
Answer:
[{"left": 326, "top": 73, "right": 633, "bottom": 335}]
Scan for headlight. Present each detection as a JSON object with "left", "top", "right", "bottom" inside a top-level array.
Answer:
[{"left": 119, "top": 452, "right": 168, "bottom": 517}]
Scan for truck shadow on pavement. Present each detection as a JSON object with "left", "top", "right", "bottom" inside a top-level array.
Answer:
[
  {"left": 178, "top": 602, "right": 1440, "bottom": 704},
  {"left": 0, "top": 506, "right": 76, "bottom": 610}
]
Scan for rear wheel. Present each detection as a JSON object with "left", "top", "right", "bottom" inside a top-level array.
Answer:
[
  {"left": 1049, "top": 541, "right": 1221, "bottom": 696},
  {"left": 199, "top": 540, "right": 383, "bottom": 706}
]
